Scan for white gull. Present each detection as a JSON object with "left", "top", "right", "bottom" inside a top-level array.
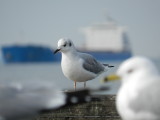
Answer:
[
  {"left": 103, "top": 56, "right": 160, "bottom": 120},
  {"left": 54, "top": 38, "right": 114, "bottom": 90}
]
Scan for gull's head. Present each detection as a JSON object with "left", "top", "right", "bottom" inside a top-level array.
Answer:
[
  {"left": 117, "top": 57, "right": 158, "bottom": 79},
  {"left": 54, "top": 38, "right": 75, "bottom": 54},
  {"left": 102, "top": 56, "right": 159, "bottom": 83}
]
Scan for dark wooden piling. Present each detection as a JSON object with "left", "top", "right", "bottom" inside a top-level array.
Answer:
[{"left": 34, "top": 95, "right": 121, "bottom": 120}]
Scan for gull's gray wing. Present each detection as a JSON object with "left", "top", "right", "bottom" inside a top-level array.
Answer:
[
  {"left": 0, "top": 82, "right": 65, "bottom": 120},
  {"left": 79, "top": 53, "right": 105, "bottom": 74},
  {"left": 129, "top": 78, "right": 160, "bottom": 116}
]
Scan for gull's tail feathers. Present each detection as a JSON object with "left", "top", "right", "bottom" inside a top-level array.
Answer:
[
  {"left": 103, "top": 64, "right": 114, "bottom": 71},
  {"left": 103, "top": 64, "right": 114, "bottom": 68}
]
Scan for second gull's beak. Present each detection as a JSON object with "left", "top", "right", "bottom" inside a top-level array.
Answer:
[{"left": 101, "top": 74, "right": 121, "bottom": 83}]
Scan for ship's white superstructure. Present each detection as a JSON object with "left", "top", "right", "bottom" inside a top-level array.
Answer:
[{"left": 82, "top": 19, "right": 130, "bottom": 52}]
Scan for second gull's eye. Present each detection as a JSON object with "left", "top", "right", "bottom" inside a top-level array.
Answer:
[{"left": 127, "top": 69, "right": 133, "bottom": 74}]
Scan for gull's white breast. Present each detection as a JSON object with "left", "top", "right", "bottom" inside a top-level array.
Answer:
[{"left": 61, "top": 53, "right": 96, "bottom": 82}]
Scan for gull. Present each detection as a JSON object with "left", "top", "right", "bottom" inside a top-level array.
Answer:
[
  {"left": 54, "top": 38, "right": 114, "bottom": 90},
  {"left": 102, "top": 56, "right": 160, "bottom": 120}
]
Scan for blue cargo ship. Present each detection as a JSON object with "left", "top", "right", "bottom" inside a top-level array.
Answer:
[{"left": 1, "top": 17, "right": 132, "bottom": 63}]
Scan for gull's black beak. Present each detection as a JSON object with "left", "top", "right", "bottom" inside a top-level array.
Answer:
[{"left": 54, "top": 49, "right": 60, "bottom": 54}]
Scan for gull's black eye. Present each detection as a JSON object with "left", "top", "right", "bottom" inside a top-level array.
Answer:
[{"left": 63, "top": 44, "right": 66, "bottom": 47}]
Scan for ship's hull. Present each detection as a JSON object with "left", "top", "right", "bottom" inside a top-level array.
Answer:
[
  {"left": 1, "top": 45, "right": 54, "bottom": 63},
  {"left": 1, "top": 45, "right": 132, "bottom": 63}
]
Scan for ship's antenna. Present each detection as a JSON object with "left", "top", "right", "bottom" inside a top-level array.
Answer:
[{"left": 103, "top": 9, "right": 115, "bottom": 22}]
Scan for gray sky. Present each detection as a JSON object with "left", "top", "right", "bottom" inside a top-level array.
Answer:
[{"left": 0, "top": 0, "right": 160, "bottom": 58}]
